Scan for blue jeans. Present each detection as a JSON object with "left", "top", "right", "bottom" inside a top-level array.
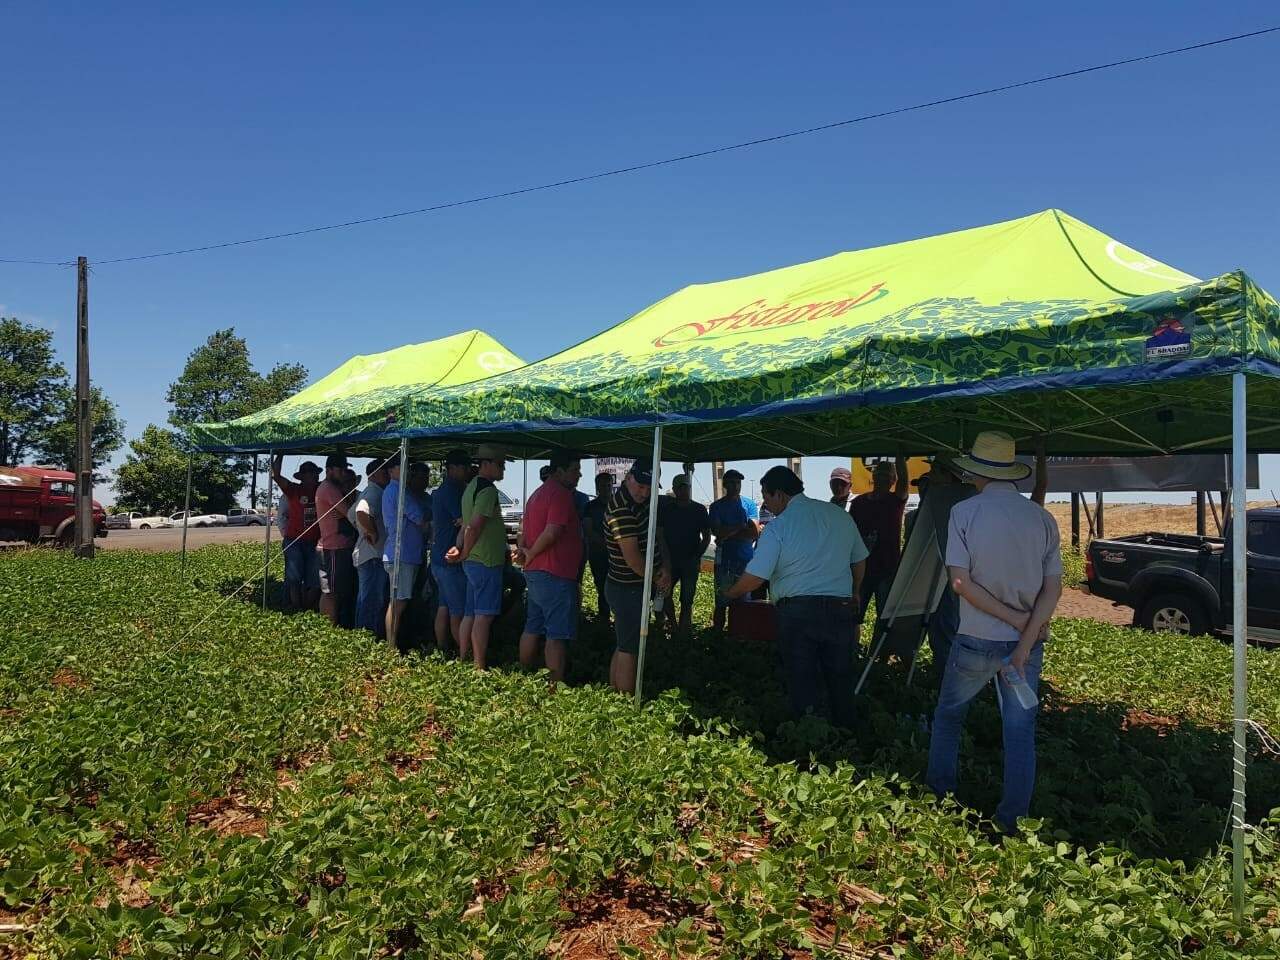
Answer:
[
  {"left": 928, "top": 584, "right": 960, "bottom": 665},
  {"left": 356, "top": 559, "right": 387, "bottom": 638},
  {"left": 775, "top": 596, "right": 859, "bottom": 728},
  {"left": 926, "top": 633, "right": 1044, "bottom": 830}
]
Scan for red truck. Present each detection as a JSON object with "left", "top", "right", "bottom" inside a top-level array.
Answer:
[{"left": 0, "top": 465, "right": 107, "bottom": 545}]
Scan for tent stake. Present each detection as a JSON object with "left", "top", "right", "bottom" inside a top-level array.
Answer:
[
  {"left": 634, "top": 425, "right": 663, "bottom": 707},
  {"left": 389, "top": 438, "right": 408, "bottom": 653},
  {"left": 1230, "top": 372, "right": 1248, "bottom": 924},
  {"left": 179, "top": 453, "right": 193, "bottom": 577},
  {"left": 262, "top": 451, "right": 272, "bottom": 609}
]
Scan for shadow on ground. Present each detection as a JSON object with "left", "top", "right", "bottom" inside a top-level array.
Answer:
[{"left": 213, "top": 571, "right": 1277, "bottom": 865}]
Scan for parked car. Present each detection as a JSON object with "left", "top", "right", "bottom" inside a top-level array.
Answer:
[
  {"left": 0, "top": 465, "right": 107, "bottom": 545},
  {"left": 1086, "top": 508, "right": 1280, "bottom": 641},
  {"left": 105, "top": 510, "right": 170, "bottom": 530},
  {"left": 226, "top": 507, "right": 268, "bottom": 526},
  {"left": 499, "top": 489, "right": 522, "bottom": 544},
  {"left": 168, "top": 510, "right": 228, "bottom": 528}
]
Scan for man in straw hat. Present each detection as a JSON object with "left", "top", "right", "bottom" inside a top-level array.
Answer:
[
  {"left": 926, "top": 431, "right": 1062, "bottom": 833},
  {"left": 448, "top": 443, "right": 509, "bottom": 670}
]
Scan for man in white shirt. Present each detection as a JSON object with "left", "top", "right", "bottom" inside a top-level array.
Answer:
[
  {"left": 722, "top": 466, "right": 868, "bottom": 728},
  {"left": 926, "top": 431, "right": 1062, "bottom": 832},
  {"left": 351, "top": 458, "right": 391, "bottom": 638}
]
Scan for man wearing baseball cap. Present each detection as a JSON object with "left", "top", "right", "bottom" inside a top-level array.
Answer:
[
  {"left": 271, "top": 455, "right": 322, "bottom": 612},
  {"left": 926, "top": 430, "right": 1062, "bottom": 833},
  {"left": 316, "top": 453, "right": 359, "bottom": 628},
  {"left": 828, "top": 466, "right": 853, "bottom": 509},
  {"left": 708, "top": 469, "right": 759, "bottom": 632},
  {"left": 849, "top": 455, "right": 909, "bottom": 636},
  {"left": 430, "top": 449, "right": 473, "bottom": 655},
  {"left": 603, "top": 460, "right": 671, "bottom": 694},
  {"left": 449, "top": 444, "right": 508, "bottom": 670}
]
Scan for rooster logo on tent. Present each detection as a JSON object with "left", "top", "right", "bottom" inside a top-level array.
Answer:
[{"left": 1144, "top": 313, "right": 1193, "bottom": 362}]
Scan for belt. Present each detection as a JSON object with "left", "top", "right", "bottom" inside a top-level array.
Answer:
[{"left": 775, "top": 594, "right": 854, "bottom": 609}]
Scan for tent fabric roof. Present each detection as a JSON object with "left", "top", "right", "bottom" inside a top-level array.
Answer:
[
  {"left": 191, "top": 330, "right": 525, "bottom": 453},
  {"left": 193, "top": 210, "right": 1280, "bottom": 460}
]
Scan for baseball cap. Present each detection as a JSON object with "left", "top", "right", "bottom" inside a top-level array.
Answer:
[
  {"left": 672, "top": 473, "right": 691, "bottom": 488},
  {"left": 443, "top": 448, "right": 472, "bottom": 467},
  {"left": 325, "top": 453, "right": 349, "bottom": 469},
  {"left": 871, "top": 460, "right": 896, "bottom": 477},
  {"left": 829, "top": 466, "right": 852, "bottom": 483},
  {"left": 723, "top": 469, "right": 744, "bottom": 482},
  {"left": 475, "top": 443, "right": 508, "bottom": 462},
  {"left": 628, "top": 461, "right": 654, "bottom": 485},
  {"left": 293, "top": 460, "right": 321, "bottom": 479}
]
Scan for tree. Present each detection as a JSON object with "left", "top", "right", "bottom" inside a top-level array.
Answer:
[
  {"left": 163, "top": 329, "right": 308, "bottom": 510},
  {"left": 34, "top": 385, "right": 126, "bottom": 481},
  {"left": 167, "top": 328, "right": 260, "bottom": 428},
  {"left": 244, "top": 361, "right": 309, "bottom": 509},
  {"left": 0, "top": 317, "right": 67, "bottom": 465},
  {"left": 113, "top": 425, "right": 243, "bottom": 514}
]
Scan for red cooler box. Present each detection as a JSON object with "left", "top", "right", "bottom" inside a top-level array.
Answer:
[{"left": 727, "top": 600, "right": 777, "bottom": 643}]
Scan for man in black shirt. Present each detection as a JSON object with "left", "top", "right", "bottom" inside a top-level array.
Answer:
[
  {"left": 658, "top": 474, "right": 710, "bottom": 634},
  {"left": 584, "top": 472, "right": 614, "bottom": 624}
]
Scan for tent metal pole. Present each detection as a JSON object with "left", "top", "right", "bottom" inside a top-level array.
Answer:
[
  {"left": 389, "top": 438, "right": 408, "bottom": 653},
  {"left": 179, "top": 454, "right": 193, "bottom": 577},
  {"left": 262, "top": 451, "right": 272, "bottom": 609},
  {"left": 634, "top": 425, "right": 663, "bottom": 707},
  {"left": 1230, "top": 372, "right": 1248, "bottom": 924},
  {"left": 522, "top": 458, "right": 528, "bottom": 544}
]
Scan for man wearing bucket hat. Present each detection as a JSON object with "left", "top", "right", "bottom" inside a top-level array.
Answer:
[
  {"left": 271, "top": 455, "right": 322, "bottom": 612},
  {"left": 926, "top": 431, "right": 1062, "bottom": 833},
  {"left": 449, "top": 443, "right": 508, "bottom": 670}
]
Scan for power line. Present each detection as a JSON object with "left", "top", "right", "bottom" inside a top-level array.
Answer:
[{"left": 4, "top": 24, "right": 1278, "bottom": 268}]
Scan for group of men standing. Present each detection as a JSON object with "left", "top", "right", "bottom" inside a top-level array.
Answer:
[
  {"left": 269, "top": 434, "right": 1060, "bottom": 831},
  {"left": 719, "top": 432, "right": 1060, "bottom": 832},
  {"left": 270, "top": 445, "right": 515, "bottom": 664}
]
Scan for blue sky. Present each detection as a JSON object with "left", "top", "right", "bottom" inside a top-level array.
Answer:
[{"left": 3, "top": 2, "right": 1278, "bottom": 505}]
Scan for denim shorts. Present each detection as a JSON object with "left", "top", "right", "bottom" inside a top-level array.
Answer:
[
  {"left": 432, "top": 562, "right": 467, "bottom": 616},
  {"left": 464, "top": 560, "right": 503, "bottom": 617},
  {"left": 524, "top": 570, "right": 579, "bottom": 642},
  {"left": 604, "top": 578, "right": 645, "bottom": 655},
  {"left": 383, "top": 560, "right": 420, "bottom": 601},
  {"left": 283, "top": 538, "right": 320, "bottom": 589}
]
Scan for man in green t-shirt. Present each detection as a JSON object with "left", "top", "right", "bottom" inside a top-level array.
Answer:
[{"left": 447, "top": 443, "right": 508, "bottom": 669}]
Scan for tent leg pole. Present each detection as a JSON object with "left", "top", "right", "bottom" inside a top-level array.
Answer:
[
  {"left": 262, "top": 451, "right": 272, "bottom": 610},
  {"left": 522, "top": 458, "right": 528, "bottom": 543},
  {"left": 390, "top": 439, "right": 408, "bottom": 654},
  {"left": 180, "top": 454, "right": 193, "bottom": 577},
  {"left": 634, "top": 425, "right": 663, "bottom": 707},
  {"left": 1230, "top": 372, "right": 1248, "bottom": 926}
]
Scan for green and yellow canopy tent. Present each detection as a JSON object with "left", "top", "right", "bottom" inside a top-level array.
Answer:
[
  {"left": 191, "top": 210, "right": 1277, "bottom": 917},
  {"left": 246, "top": 209, "right": 1271, "bottom": 460},
  {"left": 192, "top": 329, "right": 526, "bottom": 455}
]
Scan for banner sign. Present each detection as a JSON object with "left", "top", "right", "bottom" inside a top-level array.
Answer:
[
  {"left": 594, "top": 457, "right": 631, "bottom": 488},
  {"left": 1011, "top": 454, "right": 1258, "bottom": 493}
]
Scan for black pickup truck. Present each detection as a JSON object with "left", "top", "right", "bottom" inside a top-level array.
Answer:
[{"left": 1087, "top": 508, "right": 1280, "bottom": 639}]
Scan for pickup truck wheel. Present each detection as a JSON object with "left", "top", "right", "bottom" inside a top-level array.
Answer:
[
  {"left": 1139, "top": 592, "right": 1210, "bottom": 636},
  {"left": 139, "top": 523, "right": 151, "bottom": 530}
]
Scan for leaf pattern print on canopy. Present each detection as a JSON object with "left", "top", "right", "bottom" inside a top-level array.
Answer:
[{"left": 190, "top": 210, "right": 1280, "bottom": 457}]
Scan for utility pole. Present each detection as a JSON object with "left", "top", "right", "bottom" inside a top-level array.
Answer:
[
  {"left": 74, "top": 257, "right": 94, "bottom": 559},
  {"left": 711, "top": 460, "right": 725, "bottom": 500}
]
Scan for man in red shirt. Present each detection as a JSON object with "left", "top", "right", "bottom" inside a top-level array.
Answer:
[
  {"left": 517, "top": 450, "right": 584, "bottom": 683},
  {"left": 849, "top": 455, "right": 909, "bottom": 640},
  {"left": 272, "top": 455, "right": 322, "bottom": 612},
  {"left": 316, "top": 453, "right": 359, "bottom": 628}
]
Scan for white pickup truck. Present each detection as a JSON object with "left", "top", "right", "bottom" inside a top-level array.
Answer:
[{"left": 168, "top": 510, "right": 228, "bottom": 528}]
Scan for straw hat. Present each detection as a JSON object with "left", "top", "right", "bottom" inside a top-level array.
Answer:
[{"left": 952, "top": 431, "right": 1032, "bottom": 481}]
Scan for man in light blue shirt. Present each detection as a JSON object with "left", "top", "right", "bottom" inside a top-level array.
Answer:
[{"left": 722, "top": 465, "right": 868, "bottom": 727}]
